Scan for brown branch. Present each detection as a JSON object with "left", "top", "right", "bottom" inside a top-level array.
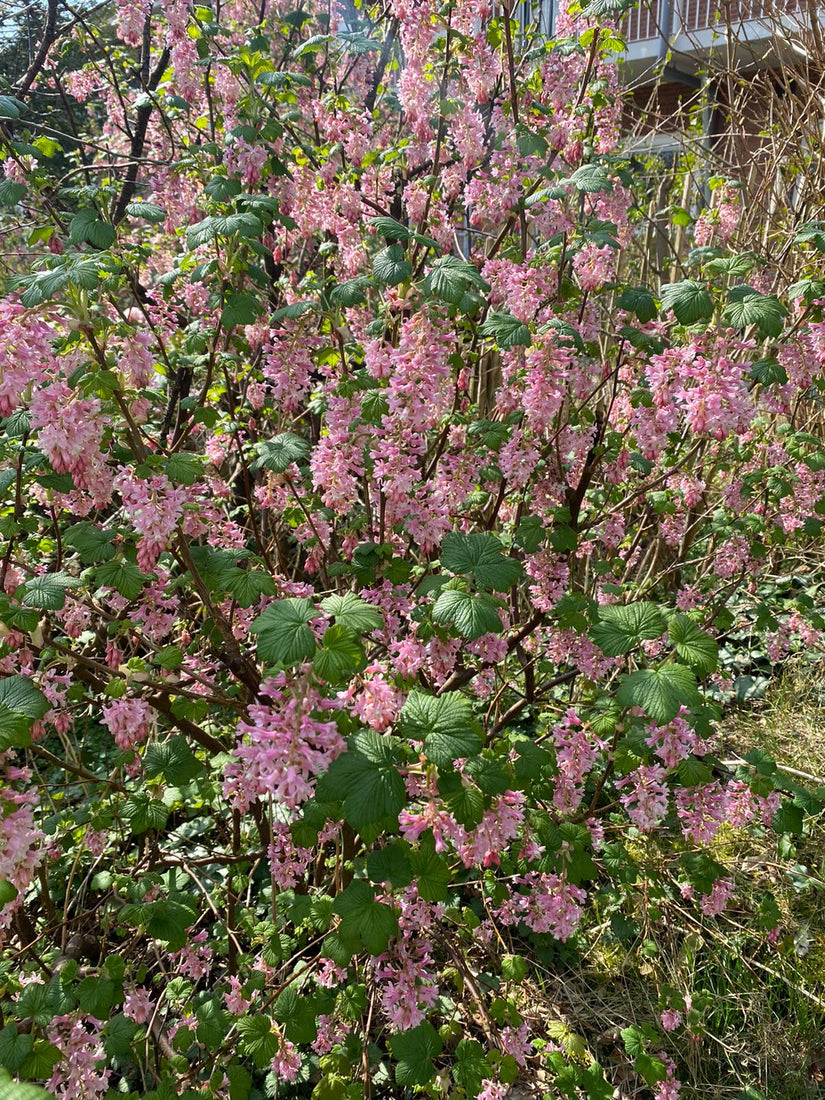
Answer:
[
  {"left": 15, "top": 0, "right": 58, "bottom": 97},
  {"left": 111, "top": 44, "right": 171, "bottom": 224}
]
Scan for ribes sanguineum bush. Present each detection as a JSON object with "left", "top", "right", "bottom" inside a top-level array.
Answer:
[{"left": 0, "top": 0, "right": 824, "bottom": 1097}]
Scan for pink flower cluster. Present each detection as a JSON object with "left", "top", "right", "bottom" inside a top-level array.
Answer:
[
  {"left": 101, "top": 697, "right": 153, "bottom": 751},
  {"left": 0, "top": 300, "right": 57, "bottom": 417},
  {"left": 115, "top": 468, "right": 188, "bottom": 572},
  {"left": 267, "top": 821, "right": 314, "bottom": 889},
  {"left": 552, "top": 708, "right": 605, "bottom": 812},
  {"left": 495, "top": 873, "right": 587, "bottom": 941},
  {"left": 223, "top": 676, "right": 345, "bottom": 812},
  {"left": 171, "top": 928, "right": 213, "bottom": 979},
  {"left": 47, "top": 1015, "right": 110, "bottom": 1099},
  {"left": 616, "top": 764, "right": 669, "bottom": 831},
  {"left": 0, "top": 770, "right": 43, "bottom": 939},
  {"left": 30, "top": 381, "right": 106, "bottom": 487}
]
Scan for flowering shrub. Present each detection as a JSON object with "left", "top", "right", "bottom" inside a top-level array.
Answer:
[{"left": 0, "top": 1, "right": 824, "bottom": 1097}]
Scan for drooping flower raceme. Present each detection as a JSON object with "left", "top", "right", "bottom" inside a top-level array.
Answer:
[{"left": 223, "top": 676, "right": 345, "bottom": 812}]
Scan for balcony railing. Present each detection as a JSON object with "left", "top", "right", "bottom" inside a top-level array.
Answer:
[{"left": 621, "top": 0, "right": 801, "bottom": 43}]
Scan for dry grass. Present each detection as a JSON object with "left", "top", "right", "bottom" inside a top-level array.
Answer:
[{"left": 508, "top": 663, "right": 825, "bottom": 1099}]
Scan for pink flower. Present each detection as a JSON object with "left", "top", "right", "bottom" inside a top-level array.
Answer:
[
  {"left": 654, "top": 1056, "right": 681, "bottom": 1099},
  {"left": 223, "top": 976, "right": 250, "bottom": 1016},
  {"left": 478, "top": 1080, "right": 509, "bottom": 1100},
  {"left": 458, "top": 790, "right": 525, "bottom": 868},
  {"left": 115, "top": 468, "right": 187, "bottom": 572},
  {"left": 30, "top": 382, "right": 105, "bottom": 487},
  {"left": 616, "top": 765, "right": 669, "bottom": 831},
  {"left": 123, "top": 988, "right": 155, "bottom": 1024},
  {"left": 170, "top": 928, "right": 213, "bottom": 980},
  {"left": 661, "top": 1009, "right": 682, "bottom": 1032},
  {"left": 495, "top": 872, "right": 586, "bottom": 941},
  {"left": 223, "top": 676, "right": 345, "bottom": 812},
  {"left": 699, "top": 877, "right": 734, "bottom": 917},
  {"left": 270, "top": 1037, "right": 301, "bottom": 1082},
  {"left": 101, "top": 697, "right": 152, "bottom": 751},
  {"left": 47, "top": 1015, "right": 110, "bottom": 1099}
]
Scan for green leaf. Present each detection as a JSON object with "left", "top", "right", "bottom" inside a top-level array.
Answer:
[
  {"left": 69, "top": 209, "right": 116, "bottom": 249},
  {"left": 591, "top": 602, "right": 666, "bottom": 657},
  {"left": 452, "top": 1038, "right": 488, "bottom": 1092},
  {"left": 250, "top": 597, "right": 318, "bottom": 665},
  {"left": 620, "top": 1025, "right": 647, "bottom": 1058},
  {"left": 316, "top": 730, "right": 405, "bottom": 831},
  {"left": 94, "top": 560, "right": 148, "bottom": 599},
  {"left": 225, "top": 211, "right": 263, "bottom": 238},
  {"left": 185, "top": 213, "right": 261, "bottom": 249},
  {"left": 121, "top": 793, "right": 170, "bottom": 834},
  {"left": 313, "top": 624, "right": 365, "bottom": 682},
  {"left": 237, "top": 1015, "right": 280, "bottom": 1068},
  {"left": 271, "top": 301, "right": 315, "bottom": 322},
  {"left": 773, "top": 802, "right": 805, "bottom": 834},
  {"left": 329, "top": 277, "right": 371, "bottom": 307},
  {"left": 516, "top": 124, "right": 549, "bottom": 157},
  {"left": 635, "top": 1052, "right": 667, "bottom": 1085},
  {"left": 0, "top": 1027, "right": 33, "bottom": 1073},
  {"left": 391, "top": 1021, "right": 443, "bottom": 1087},
  {"left": 19, "top": 1041, "right": 61, "bottom": 1081},
  {"left": 166, "top": 452, "right": 203, "bottom": 485},
  {"left": 367, "top": 843, "right": 413, "bottom": 887},
  {"left": 221, "top": 292, "right": 263, "bottom": 328},
  {"left": 408, "top": 835, "right": 450, "bottom": 901},
  {"left": 0, "top": 676, "right": 50, "bottom": 723},
  {"left": 204, "top": 175, "right": 242, "bottom": 200},
  {"left": 794, "top": 223, "right": 825, "bottom": 252},
  {"left": 722, "top": 286, "right": 787, "bottom": 338},
  {"left": 144, "top": 737, "right": 203, "bottom": 785},
  {"left": 438, "top": 771, "right": 484, "bottom": 827},
  {"left": 0, "top": 1070, "right": 52, "bottom": 1100},
  {"left": 432, "top": 587, "right": 503, "bottom": 640},
  {"left": 373, "top": 243, "right": 411, "bottom": 286},
  {"left": 0, "top": 180, "right": 26, "bottom": 205},
  {"left": 14, "top": 984, "right": 55, "bottom": 1032},
  {"left": 617, "top": 285, "right": 657, "bottom": 323},
  {"left": 398, "top": 692, "right": 482, "bottom": 767},
  {"left": 480, "top": 310, "right": 532, "bottom": 348},
  {"left": 423, "top": 256, "right": 489, "bottom": 306},
  {"left": 139, "top": 899, "right": 197, "bottom": 950},
  {"left": 0, "top": 881, "right": 18, "bottom": 906},
  {"left": 617, "top": 665, "right": 702, "bottom": 722},
  {"left": 677, "top": 757, "right": 713, "bottom": 786},
  {"left": 668, "top": 613, "right": 718, "bottom": 676},
  {"left": 104, "top": 1015, "right": 139, "bottom": 1058},
  {"left": 501, "top": 954, "right": 529, "bottom": 982},
  {"left": 76, "top": 976, "right": 121, "bottom": 1017},
  {"left": 251, "top": 433, "right": 310, "bottom": 472},
  {"left": 369, "top": 216, "right": 411, "bottom": 240},
  {"left": 220, "top": 567, "right": 277, "bottom": 608},
  {"left": 227, "top": 1062, "right": 253, "bottom": 1100},
  {"left": 568, "top": 163, "right": 613, "bottom": 193},
  {"left": 320, "top": 591, "right": 383, "bottom": 633},
  {"left": 787, "top": 276, "right": 825, "bottom": 303},
  {"left": 18, "top": 572, "right": 75, "bottom": 610},
  {"left": 749, "top": 357, "right": 788, "bottom": 385},
  {"left": 0, "top": 95, "right": 24, "bottom": 119},
  {"left": 440, "top": 531, "right": 523, "bottom": 591},
  {"left": 64, "top": 522, "right": 116, "bottom": 564},
  {"left": 273, "top": 985, "right": 324, "bottom": 1044},
  {"left": 191, "top": 998, "right": 229, "bottom": 1048},
  {"left": 124, "top": 201, "right": 166, "bottom": 223},
  {"left": 333, "top": 880, "right": 398, "bottom": 954},
  {"left": 660, "top": 280, "right": 713, "bottom": 324}
]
